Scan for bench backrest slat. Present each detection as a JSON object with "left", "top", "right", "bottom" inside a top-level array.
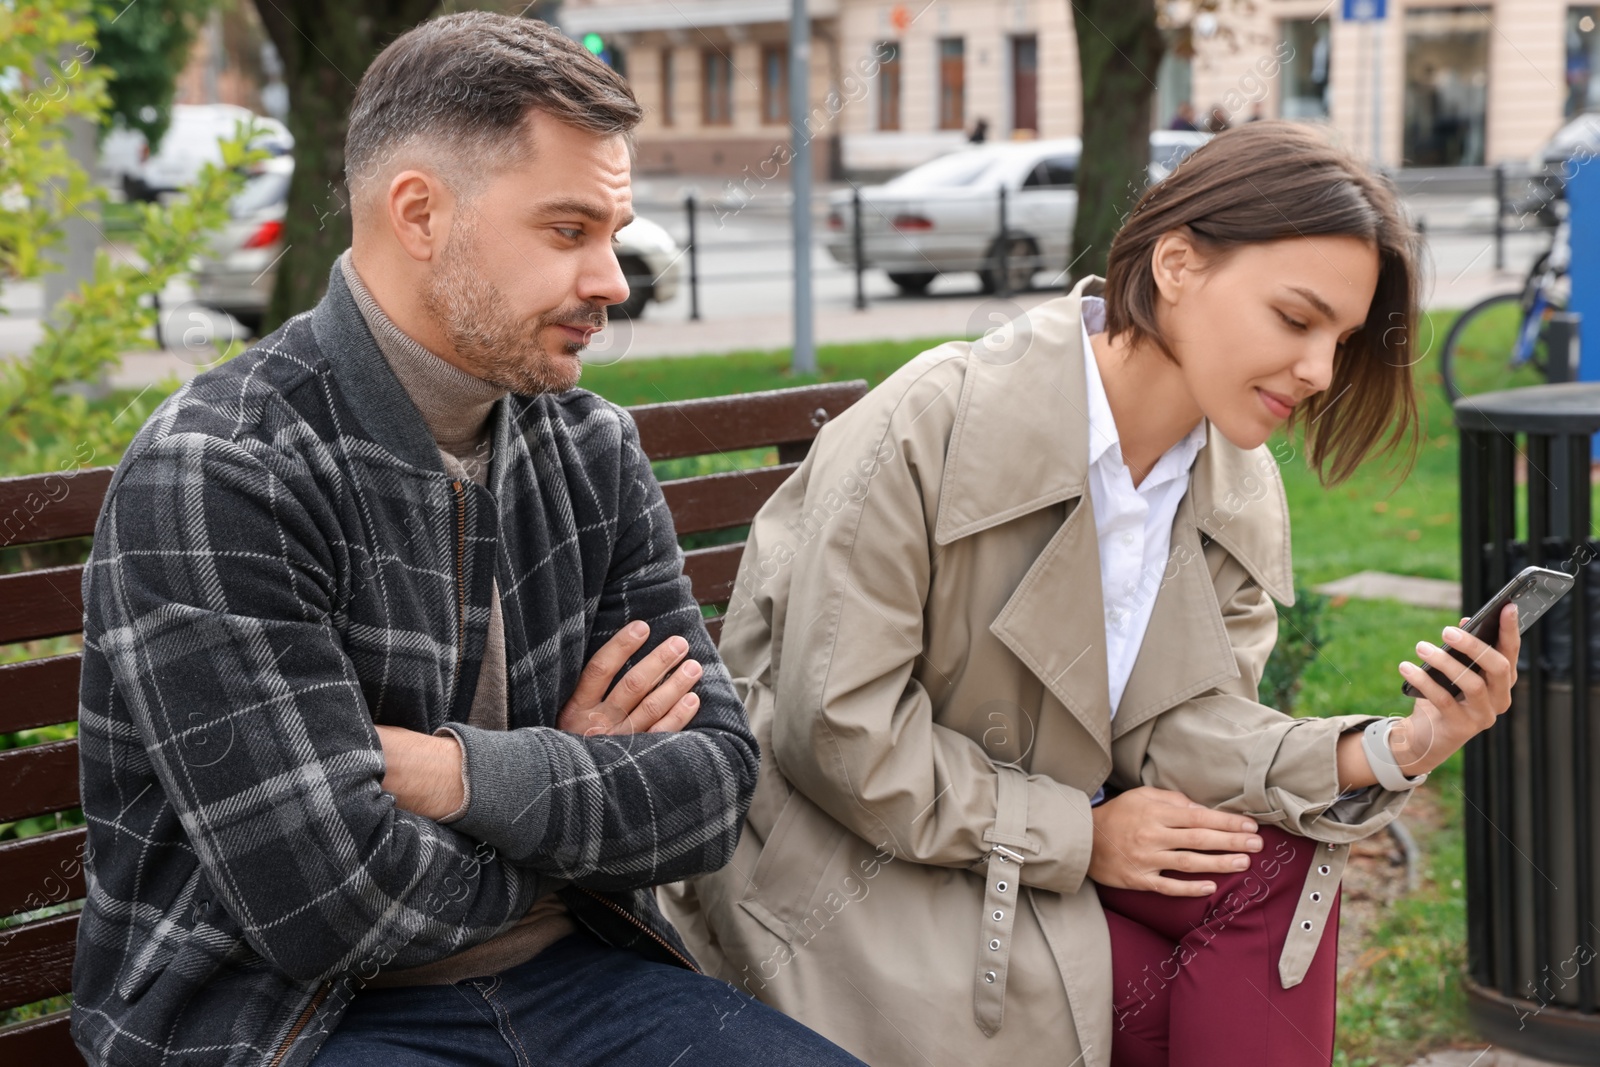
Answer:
[
  {"left": 0, "top": 913, "right": 78, "bottom": 1012},
  {"left": 629, "top": 382, "right": 863, "bottom": 460},
  {"left": 661, "top": 463, "right": 798, "bottom": 537},
  {"left": 0, "top": 469, "right": 113, "bottom": 546},
  {"left": 0, "top": 378, "right": 869, "bottom": 1058},
  {"left": 0, "top": 741, "right": 80, "bottom": 825},
  {"left": 0, "top": 828, "right": 88, "bottom": 918},
  {"left": 0, "top": 567, "right": 87, "bottom": 646},
  {"left": 0, "top": 655, "right": 81, "bottom": 735}
]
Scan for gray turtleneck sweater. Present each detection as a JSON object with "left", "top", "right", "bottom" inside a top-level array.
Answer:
[{"left": 339, "top": 249, "right": 575, "bottom": 987}]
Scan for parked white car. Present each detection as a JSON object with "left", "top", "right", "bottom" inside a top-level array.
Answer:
[
  {"left": 195, "top": 158, "right": 682, "bottom": 334},
  {"left": 825, "top": 131, "right": 1210, "bottom": 295},
  {"left": 126, "top": 104, "right": 293, "bottom": 202}
]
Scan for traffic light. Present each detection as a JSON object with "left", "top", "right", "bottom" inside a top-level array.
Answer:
[{"left": 580, "top": 31, "right": 621, "bottom": 71}]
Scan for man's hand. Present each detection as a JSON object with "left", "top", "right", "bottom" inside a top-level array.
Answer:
[
  {"left": 557, "top": 620, "right": 703, "bottom": 736},
  {"left": 1087, "top": 786, "right": 1263, "bottom": 897},
  {"left": 375, "top": 725, "right": 464, "bottom": 822}
]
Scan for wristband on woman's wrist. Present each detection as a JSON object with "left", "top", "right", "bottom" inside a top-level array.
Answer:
[{"left": 1362, "top": 717, "right": 1428, "bottom": 791}]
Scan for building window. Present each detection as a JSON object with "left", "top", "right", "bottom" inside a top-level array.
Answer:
[
  {"left": 661, "top": 49, "right": 675, "bottom": 127},
  {"left": 1011, "top": 35, "right": 1038, "bottom": 133},
  {"left": 1568, "top": 7, "right": 1600, "bottom": 117},
  {"left": 703, "top": 48, "right": 733, "bottom": 126},
  {"left": 876, "top": 41, "right": 901, "bottom": 131},
  {"left": 1155, "top": 48, "right": 1193, "bottom": 130},
  {"left": 762, "top": 45, "right": 788, "bottom": 124},
  {"left": 1280, "top": 18, "right": 1331, "bottom": 119},
  {"left": 1402, "top": 6, "right": 1489, "bottom": 167},
  {"left": 938, "top": 37, "right": 965, "bottom": 131}
]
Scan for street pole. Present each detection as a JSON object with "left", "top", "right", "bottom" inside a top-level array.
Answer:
[
  {"left": 1370, "top": 19, "right": 1382, "bottom": 165},
  {"left": 789, "top": 0, "right": 816, "bottom": 375}
]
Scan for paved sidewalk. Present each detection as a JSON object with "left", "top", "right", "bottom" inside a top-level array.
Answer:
[
  {"left": 5, "top": 243, "right": 1535, "bottom": 389},
  {"left": 74, "top": 262, "right": 1526, "bottom": 390},
  {"left": 95, "top": 288, "right": 1062, "bottom": 389},
  {"left": 1313, "top": 571, "right": 1463, "bottom": 612},
  {"left": 1407, "top": 1048, "right": 1572, "bottom": 1067}
]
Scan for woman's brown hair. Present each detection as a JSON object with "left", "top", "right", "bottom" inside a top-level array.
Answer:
[{"left": 1101, "top": 119, "right": 1426, "bottom": 485}]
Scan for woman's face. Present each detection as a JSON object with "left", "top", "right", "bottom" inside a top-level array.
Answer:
[{"left": 1154, "top": 233, "right": 1381, "bottom": 451}]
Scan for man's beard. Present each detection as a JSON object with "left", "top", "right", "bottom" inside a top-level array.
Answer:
[{"left": 419, "top": 219, "right": 607, "bottom": 396}]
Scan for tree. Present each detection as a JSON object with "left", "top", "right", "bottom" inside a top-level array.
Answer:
[
  {"left": 1067, "top": 0, "right": 1164, "bottom": 287},
  {"left": 253, "top": 0, "right": 438, "bottom": 331},
  {"left": 94, "top": 0, "right": 215, "bottom": 146},
  {"left": 1067, "top": 0, "right": 1261, "bottom": 287}
]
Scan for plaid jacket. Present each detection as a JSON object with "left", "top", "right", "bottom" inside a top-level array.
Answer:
[{"left": 71, "top": 263, "right": 758, "bottom": 1066}]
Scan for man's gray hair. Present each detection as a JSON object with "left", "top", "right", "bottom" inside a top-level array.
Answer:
[{"left": 344, "top": 12, "right": 642, "bottom": 206}]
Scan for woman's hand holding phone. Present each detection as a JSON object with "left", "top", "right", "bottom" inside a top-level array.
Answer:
[{"left": 1388, "top": 603, "right": 1520, "bottom": 777}]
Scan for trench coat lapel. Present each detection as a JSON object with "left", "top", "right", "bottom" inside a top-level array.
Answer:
[
  {"left": 1113, "top": 415, "right": 1299, "bottom": 735},
  {"left": 935, "top": 275, "right": 1297, "bottom": 761},
  {"left": 1109, "top": 488, "right": 1241, "bottom": 738}
]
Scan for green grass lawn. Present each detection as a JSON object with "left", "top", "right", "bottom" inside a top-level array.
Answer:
[
  {"left": 1, "top": 314, "right": 1493, "bottom": 1055},
  {"left": 580, "top": 336, "right": 963, "bottom": 406}
]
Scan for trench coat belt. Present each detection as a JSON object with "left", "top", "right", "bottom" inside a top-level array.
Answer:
[
  {"left": 974, "top": 765, "right": 1033, "bottom": 1036},
  {"left": 1242, "top": 724, "right": 1350, "bottom": 989}
]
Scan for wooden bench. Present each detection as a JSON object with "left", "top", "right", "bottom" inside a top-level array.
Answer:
[{"left": 0, "top": 379, "right": 869, "bottom": 1063}]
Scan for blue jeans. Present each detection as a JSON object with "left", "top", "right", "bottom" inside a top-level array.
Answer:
[{"left": 310, "top": 929, "right": 864, "bottom": 1067}]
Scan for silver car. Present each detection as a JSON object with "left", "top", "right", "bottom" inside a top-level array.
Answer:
[
  {"left": 825, "top": 131, "right": 1210, "bottom": 295},
  {"left": 196, "top": 160, "right": 684, "bottom": 334}
]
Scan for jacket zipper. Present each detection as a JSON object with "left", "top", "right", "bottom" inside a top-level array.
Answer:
[
  {"left": 268, "top": 978, "right": 332, "bottom": 1067},
  {"left": 578, "top": 886, "right": 701, "bottom": 973},
  {"left": 450, "top": 479, "right": 467, "bottom": 709}
]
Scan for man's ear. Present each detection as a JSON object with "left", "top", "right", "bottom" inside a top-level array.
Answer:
[
  {"left": 386, "top": 168, "right": 454, "bottom": 263},
  {"left": 1149, "top": 226, "right": 1202, "bottom": 306}
]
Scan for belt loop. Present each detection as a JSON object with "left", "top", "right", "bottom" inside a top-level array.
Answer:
[{"left": 974, "top": 767, "right": 1030, "bottom": 1036}]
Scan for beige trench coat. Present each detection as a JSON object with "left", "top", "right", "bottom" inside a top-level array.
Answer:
[{"left": 658, "top": 275, "right": 1411, "bottom": 1067}]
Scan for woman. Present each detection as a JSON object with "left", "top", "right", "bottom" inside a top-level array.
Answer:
[{"left": 658, "top": 122, "right": 1517, "bottom": 1067}]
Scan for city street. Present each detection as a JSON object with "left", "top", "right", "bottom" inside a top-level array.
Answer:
[{"left": 0, "top": 187, "right": 1559, "bottom": 384}]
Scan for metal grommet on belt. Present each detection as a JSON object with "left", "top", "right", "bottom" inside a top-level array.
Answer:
[
  {"left": 1318, "top": 865, "right": 1331, "bottom": 875},
  {"left": 1311, "top": 892, "right": 1321, "bottom": 902},
  {"left": 976, "top": 770, "right": 1031, "bottom": 1038},
  {"left": 1301, "top": 920, "right": 1314, "bottom": 931}
]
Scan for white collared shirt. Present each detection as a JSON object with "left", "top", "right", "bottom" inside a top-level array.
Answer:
[
  {"left": 1079, "top": 302, "right": 1368, "bottom": 813},
  {"left": 1080, "top": 295, "right": 1208, "bottom": 721}
]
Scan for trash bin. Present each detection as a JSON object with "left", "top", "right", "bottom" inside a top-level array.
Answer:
[{"left": 1456, "top": 382, "right": 1600, "bottom": 1062}]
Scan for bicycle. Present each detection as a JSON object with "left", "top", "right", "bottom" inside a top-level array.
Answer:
[{"left": 1439, "top": 202, "right": 1571, "bottom": 403}]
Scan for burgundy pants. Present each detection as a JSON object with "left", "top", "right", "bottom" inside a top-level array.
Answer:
[{"left": 1096, "top": 825, "right": 1341, "bottom": 1067}]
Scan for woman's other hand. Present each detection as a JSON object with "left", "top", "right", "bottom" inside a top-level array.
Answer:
[{"left": 1088, "top": 786, "right": 1264, "bottom": 897}]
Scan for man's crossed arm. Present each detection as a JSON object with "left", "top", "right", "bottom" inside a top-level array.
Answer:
[{"left": 377, "top": 621, "right": 712, "bottom": 822}]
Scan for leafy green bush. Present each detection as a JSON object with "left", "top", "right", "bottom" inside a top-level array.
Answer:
[
  {"left": 1262, "top": 577, "right": 1330, "bottom": 715},
  {"left": 1, "top": 0, "right": 261, "bottom": 481}
]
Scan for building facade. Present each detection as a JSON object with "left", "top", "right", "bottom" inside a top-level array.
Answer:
[
  {"left": 563, "top": 0, "right": 1600, "bottom": 178},
  {"left": 560, "top": 0, "right": 845, "bottom": 179}
]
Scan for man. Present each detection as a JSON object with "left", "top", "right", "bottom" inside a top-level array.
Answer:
[{"left": 70, "top": 13, "right": 863, "bottom": 1067}]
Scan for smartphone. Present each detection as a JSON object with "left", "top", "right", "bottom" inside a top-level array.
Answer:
[{"left": 1401, "top": 565, "right": 1576, "bottom": 699}]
